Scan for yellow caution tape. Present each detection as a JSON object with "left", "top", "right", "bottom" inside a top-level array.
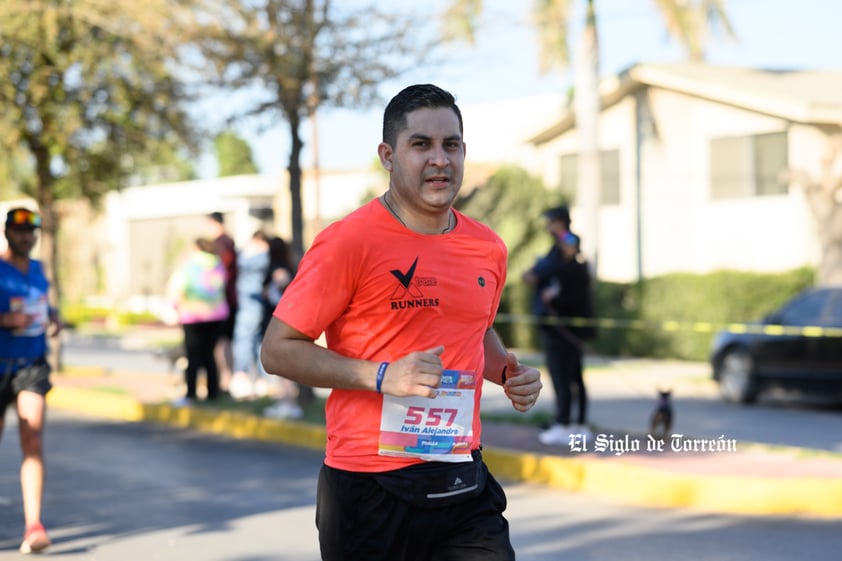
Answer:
[{"left": 495, "top": 314, "right": 842, "bottom": 338}]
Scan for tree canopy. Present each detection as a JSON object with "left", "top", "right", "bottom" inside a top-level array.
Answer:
[
  {"left": 192, "top": 0, "right": 429, "bottom": 260},
  {"left": 0, "top": 0, "right": 200, "bottom": 207},
  {"left": 0, "top": 0, "right": 203, "bottom": 366},
  {"left": 215, "top": 131, "right": 259, "bottom": 177}
]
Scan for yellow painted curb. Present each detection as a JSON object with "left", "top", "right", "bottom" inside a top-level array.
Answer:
[
  {"left": 48, "top": 387, "right": 146, "bottom": 421},
  {"left": 481, "top": 446, "right": 842, "bottom": 518},
  {"left": 48, "top": 387, "right": 326, "bottom": 452},
  {"left": 48, "top": 387, "right": 842, "bottom": 518}
]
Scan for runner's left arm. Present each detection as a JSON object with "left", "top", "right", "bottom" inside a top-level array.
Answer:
[{"left": 482, "top": 328, "right": 542, "bottom": 412}]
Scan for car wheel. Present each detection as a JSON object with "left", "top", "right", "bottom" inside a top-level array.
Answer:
[{"left": 718, "top": 348, "right": 757, "bottom": 404}]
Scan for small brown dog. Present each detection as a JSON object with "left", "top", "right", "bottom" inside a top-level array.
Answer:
[{"left": 649, "top": 389, "right": 673, "bottom": 440}]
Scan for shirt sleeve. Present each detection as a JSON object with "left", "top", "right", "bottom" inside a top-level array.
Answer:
[{"left": 272, "top": 223, "right": 359, "bottom": 340}]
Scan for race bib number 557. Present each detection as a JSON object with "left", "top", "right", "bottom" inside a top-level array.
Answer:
[{"left": 378, "top": 370, "right": 476, "bottom": 462}]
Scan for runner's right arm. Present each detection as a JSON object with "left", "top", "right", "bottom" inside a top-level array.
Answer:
[{"left": 260, "top": 317, "right": 443, "bottom": 398}]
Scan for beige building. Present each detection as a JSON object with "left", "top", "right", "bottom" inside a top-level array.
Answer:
[
  {"left": 529, "top": 63, "right": 842, "bottom": 283},
  {"left": 98, "top": 169, "right": 384, "bottom": 317}
]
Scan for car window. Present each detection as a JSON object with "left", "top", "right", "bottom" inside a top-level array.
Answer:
[{"left": 778, "top": 290, "right": 829, "bottom": 325}]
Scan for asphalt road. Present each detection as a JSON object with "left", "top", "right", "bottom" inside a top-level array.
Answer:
[{"left": 1, "top": 410, "right": 840, "bottom": 560}]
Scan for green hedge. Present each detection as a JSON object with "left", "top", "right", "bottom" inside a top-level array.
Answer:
[
  {"left": 496, "top": 267, "right": 816, "bottom": 361},
  {"left": 60, "top": 303, "right": 162, "bottom": 329}
]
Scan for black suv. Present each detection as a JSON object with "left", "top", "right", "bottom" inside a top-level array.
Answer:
[{"left": 710, "top": 286, "right": 842, "bottom": 404}]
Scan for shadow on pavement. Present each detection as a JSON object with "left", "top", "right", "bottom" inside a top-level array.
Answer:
[{"left": 0, "top": 415, "right": 322, "bottom": 554}]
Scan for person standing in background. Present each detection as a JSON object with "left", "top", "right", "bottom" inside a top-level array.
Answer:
[
  {"left": 166, "top": 238, "right": 229, "bottom": 404},
  {"left": 261, "top": 235, "right": 303, "bottom": 419},
  {"left": 206, "top": 212, "right": 237, "bottom": 393},
  {"left": 538, "top": 231, "right": 595, "bottom": 444},
  {"left": 522, "top": 206, "right": 585, "bottom": 445},
  {"left": 0, "top": 207, "right": 60, "bottom": 554},
  {"left": 522, "top": 206, "right": 570, "bottom": 425},
  {"left": 229, "top": 230, "right": 272, "bottom": 400}
]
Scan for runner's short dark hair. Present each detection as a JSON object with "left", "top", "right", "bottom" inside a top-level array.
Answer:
[{"left": 382, "top": 84, "right": 463, "bottom": 147}]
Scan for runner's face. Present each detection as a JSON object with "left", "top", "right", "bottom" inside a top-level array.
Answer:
[
  {"left": 4, "top": 227, "right": 38, "bottom": 258},
  {"left": 381, "top": 107, "right": 465, "bottom": 214}
]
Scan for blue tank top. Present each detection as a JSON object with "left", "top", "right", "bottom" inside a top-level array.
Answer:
[{"left": 0, "top": 258, "right": 49, "bottom": 362}]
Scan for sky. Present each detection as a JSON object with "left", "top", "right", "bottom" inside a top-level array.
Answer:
[{"left": 197, "top": 0, "right": 842, "bottom": 179}]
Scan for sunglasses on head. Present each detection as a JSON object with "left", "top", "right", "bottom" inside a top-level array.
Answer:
[{"left": 8, "top": 210, "right": 42, "bottom": 228}]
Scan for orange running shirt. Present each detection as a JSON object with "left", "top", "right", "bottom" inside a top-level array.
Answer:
[{"left": 274, "top": 199, "right": 508, "bottom": 472}]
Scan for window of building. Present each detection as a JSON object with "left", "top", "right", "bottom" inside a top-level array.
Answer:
[
  {"left": 710, "top": 131, "right": 788, "bottom": 199},
  {"left": 558, "top": 149, "right": 621, "bottom": 206}
]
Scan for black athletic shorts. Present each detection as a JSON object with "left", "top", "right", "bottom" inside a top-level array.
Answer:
[
  {"left": 316, "top": 453, "right": 515, "bottom": 561},
  {"left": 0, "top": 359, "right": 52, "bottom": 416}
]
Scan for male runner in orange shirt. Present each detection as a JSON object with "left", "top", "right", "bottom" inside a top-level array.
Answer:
[{"left": 261, "top": 83, "right": 542, "bottom": 561}]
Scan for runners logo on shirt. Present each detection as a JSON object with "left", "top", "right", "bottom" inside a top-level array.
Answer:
[{"left": 389, "top": 256, "right": 439, "bottom": 310}]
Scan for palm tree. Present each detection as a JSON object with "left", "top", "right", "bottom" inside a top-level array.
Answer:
[{"left": 444, "top": 0, "right": 735, "bottom": 273}]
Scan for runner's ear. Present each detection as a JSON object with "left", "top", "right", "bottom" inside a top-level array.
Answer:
[{"left": 377, "top": 142, "right": 393, "bottom": 172}]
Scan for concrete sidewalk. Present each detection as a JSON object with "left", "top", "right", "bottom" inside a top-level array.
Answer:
[{"left": 47, "top": 356, "right": 842, "bottom": 519}]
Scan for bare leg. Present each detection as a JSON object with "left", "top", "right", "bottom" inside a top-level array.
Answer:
[
  {"left": 214, "top": 336, "right": 233, "bottom": 392},
  {"left": 16, "top": 390, "right": 47, "bottom": 528}
]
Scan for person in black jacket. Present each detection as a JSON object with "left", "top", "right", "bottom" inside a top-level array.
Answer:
[
  {"left": 536, "top": 231, "right": 595, "bottom": 445},
  {"left": 522, "top": 207, "right": 570, "bottom": 323}
]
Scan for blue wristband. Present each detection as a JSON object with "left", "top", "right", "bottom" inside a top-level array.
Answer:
[{"left": 376, "top": 362, "right": 389, "bottom": 394}]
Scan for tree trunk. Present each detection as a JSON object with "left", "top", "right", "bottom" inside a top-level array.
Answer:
[
  {"left": 32, "top": 144, "right": 64, "bottom": 372},
  {"left": 819, "top": 216, "right": 842, "bottom": 285},
  {"left": 285, "top": 114, "right": 316, "bottom": 405},
  {"left": 308, "top": 104, "right": 322, "bottom": 234},
  {"left": 806, "top": 138, "right": 842, "bottom": 285},
  {"left": 287, "top": 115, "right": 305, "bottom": 264},
  {"left": 573, "top": 0, "right": 601, "bottom": 275}
]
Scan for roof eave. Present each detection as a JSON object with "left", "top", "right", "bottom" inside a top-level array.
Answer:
[
  {"left": 529, "top": 68, "right": 643, "bottom": 146},
  {"left": 530, "top": 64, "right": 842, "bottom": 146},
  {"left": 628, "top": 65, "right": 842, "bottom": 125}
]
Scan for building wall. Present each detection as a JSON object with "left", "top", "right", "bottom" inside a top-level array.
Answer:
[
  {"left": 98, "top": 170, "right": 388, "bottom": 315},
  {"left": 300, "top": 167, "right": 384, "bottom": 240},
  {"left": 532, "top": 86, "right": 822, "bottom": 282},
  {"left": 594, "top": 95, "right": 639, "bottom": 282},
  {"left": 642, "top": 88, "right": 816, "bottom": 279},
  {"left": 101, "top": 175, "right": 283, "bottom": 314}
]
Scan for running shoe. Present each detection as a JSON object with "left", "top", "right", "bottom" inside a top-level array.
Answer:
[
  {"left": 538, "top": 423, "right": 574, "bottom": 446},
  {"left": 263, "top": 400, "right": 304, "bottom": 420},
  {"left": 171, "top": 396, "right": 194, "bottom": 408},
  {"left": 20, "top": 521, "right": 51, "bottom": 554}
]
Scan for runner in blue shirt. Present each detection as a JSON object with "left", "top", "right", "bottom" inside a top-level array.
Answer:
[{"left": 1, "top": 207, "right": 61, "bottom": 554}]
